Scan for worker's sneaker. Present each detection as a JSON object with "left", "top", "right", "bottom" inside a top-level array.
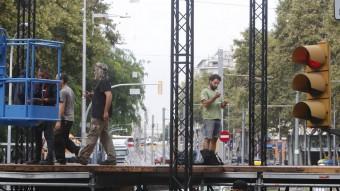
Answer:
[
  {"left": 207, "top": 151, "right": 223, "bottom": 165},
  {"left": 77, "top": 157, "right": 88, "bottom": 165},
  {"left": 200, "top": 149, "right": 210, "bottom": 165},
  {"left": 57, "top": 159, "right": 66, "bottom": 165},
  {"left": 26, "top": 160, "right": 40, "bottom": 165},
  {"left": 75, "top": 147, "right": 80, "bottom": 157},
  {"left": 39, "top": 160, "right": 54, "bottom": 165},
  {"left": 99, "top": 159, "right": 116, "bottom": 165}
]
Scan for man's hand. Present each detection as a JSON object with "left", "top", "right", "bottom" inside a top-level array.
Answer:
[
  {"left": 85, "top": 91, "right": 93, "bottom": 99},
  {"left": 214, "top": 92, "right": 221, "bottom": 99},
  {"left": 103, "top": 111, "right": 109, "bottom": 121},
  {"left": 55, "top": 121, "right": 61, "bottom": 130},
  {"left": 221, "top": 100, "right": 228, "bottom": 108}
]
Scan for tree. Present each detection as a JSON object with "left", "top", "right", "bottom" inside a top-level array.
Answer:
[
  {"left": 0, "top": 0, "right": 145, "bottom": 135},
  {"left": 231, "top": 0, "right": 340, "bottom": 137}
]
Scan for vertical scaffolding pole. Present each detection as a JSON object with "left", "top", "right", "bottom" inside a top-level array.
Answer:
[
  {"left": 170, "top": 0, "right": 194, "bottom": 190},
  {"left": 248, "top": 0, "right": 268, "bottom": 166}
]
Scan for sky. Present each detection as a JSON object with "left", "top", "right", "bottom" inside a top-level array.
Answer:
[{"left": 105, "top": 0, "right": 279, "bottom": 134}]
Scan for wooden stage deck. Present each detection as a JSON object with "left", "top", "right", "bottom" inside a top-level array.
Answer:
[
  {"left": 0, "top": 164, "right": 340, "bottom": 173},
  {"left": 0, "top": 164, "right": 340, "bottom": 189}
]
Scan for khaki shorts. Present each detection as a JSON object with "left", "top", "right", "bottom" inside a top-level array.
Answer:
[{"left": 202, "top": 119, "right": 221, "bottom": 139}]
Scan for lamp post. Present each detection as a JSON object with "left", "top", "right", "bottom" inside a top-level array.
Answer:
[{"left": 81, "top": 0, "right": 87, "bottom": 147}]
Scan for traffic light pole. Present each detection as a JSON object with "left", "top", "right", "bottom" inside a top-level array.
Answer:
[{"left": 294, "top": 92, "right": 300, "bottom": 165}]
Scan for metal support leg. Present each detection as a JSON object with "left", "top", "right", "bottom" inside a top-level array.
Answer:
[
  {"left": 136, "top": 185, "right": 148, "bottom": 191},
  {"left": 257, "top": 172, "right": 263, "bottom": 191},
  {"left": 89, "top": 173, "right": 95, "bottom": 191},
  {"left": 207, "top": 185, "right": 214, "bottom": 191}
]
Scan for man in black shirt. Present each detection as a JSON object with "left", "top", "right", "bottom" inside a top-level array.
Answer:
[{"left": 78, "top": 62, "right": 116, "bottom": 165}]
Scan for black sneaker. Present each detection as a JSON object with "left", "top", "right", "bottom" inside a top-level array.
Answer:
[
  {"left": 39, "top": 160, "right": 54, "bottom": 165},
  {"left": 99, "top": 159, "right": 116, "bottom": 165},
  {"left": 77, "top": 157, "right": 88, "bottom": 165},
  {"left": 206, "top": 151, "right": 223, "bottom": 165},
  {"left": 200, "top": 149, "right": 210, "bottom": 165},
  {"left": 26, "top": 160, "right": 40, "bottom": 165},
  {"left": 57, "top": 159, "right": 66, "bottom": 165},
  {"left": 75, "top": 147, "right": 80, "bottom": 157}
]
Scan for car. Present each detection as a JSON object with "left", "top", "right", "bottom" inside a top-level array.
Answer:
[
  {"left": 127, "top": 137, "right": 134, "bottom": 148},
  {"left": 146, "top": 138, "right": 152, "bottom": 145},
  {"left": 318, "top": 159, "right": 335, "bottom": 166},
  {"left": 112, "top": 138, "right": 129, "bottom": 164},
  {"left": 254, "top": 160, "right": 262, "bottom": 166},
  {"left": 154, "top": 155, "right": 170, "bottom": 165}
]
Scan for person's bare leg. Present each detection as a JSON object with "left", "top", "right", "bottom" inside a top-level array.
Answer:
[
  {"left": 209, "top": 138, "right": 218, "bottom": 152},
  {"left": 203, "top": 138, "right": 210, "bottom": 150}
]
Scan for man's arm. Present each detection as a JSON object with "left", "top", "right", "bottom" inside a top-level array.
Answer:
[
  {"left": 201, "top": 92, "right": 221, "bottom": 108},
  {"left": 220, "top": 100, "right": 228, "bottom": 109},
  {"left": 59, "top": 102, "right": 65, "bottom": 118},
  {"left": 55, "top": 89, "right": 66, "bottom": 129},
  {"left": 55, "top": 102, "right": 65, "bottom": 130},
  {"left": 103, "top": 90, "right": 112, "bottom": 121}
]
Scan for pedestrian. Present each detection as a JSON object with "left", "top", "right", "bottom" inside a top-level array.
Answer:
[
  {"left": 27, "top": 69, "right": 56, "bottom": 165},
  {"left": 54, "top": 74, "right": 80, "bottom": 164},
  {"left": 232, "top": 180, "right": 248, "bottom": 191},
  {"left": 77, "top": 62, "right": 116, "bottom": 165},
  {"left": 200, "top": 74, "right": 227, "bottom": 165}
]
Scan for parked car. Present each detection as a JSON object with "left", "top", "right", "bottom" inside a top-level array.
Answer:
[
  {"left": 318, "top": 159, "right": 335, "bottom": 166},
  {"left": 154, "top": 155, "right": 170, "bottom": 165},
  {"left": 127, "top": 137, "right": 134, "bottom": 148},
  {"left": 112, "top": 138, "right": 129, "bottom": 164}
]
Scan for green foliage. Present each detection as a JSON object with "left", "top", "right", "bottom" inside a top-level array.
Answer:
[
  {"left": 194, "top": 0, "right": 340, "bottom": 137},
  {"left": 0, "top": 0, "right": 145, "bottom": 135},
  {"left": 232, "top": 0, "right": 340, "bottom": 136}
]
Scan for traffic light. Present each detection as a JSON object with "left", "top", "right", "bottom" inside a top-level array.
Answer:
[
  {"left": 157, "top": 80, "right": 163, "bottom": 95},
  {"left": 291, "top": 41, "right": 331, "bottom": 128}
]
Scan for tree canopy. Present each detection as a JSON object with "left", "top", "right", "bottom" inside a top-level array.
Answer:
[
  {"left": 0, "top": 0, "right": 145, "bottom": 136},
  {"left": 193, "top": 0, "right": 340, "bottom": 137}
]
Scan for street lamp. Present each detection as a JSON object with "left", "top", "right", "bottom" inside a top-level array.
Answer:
[
  {"left": 92, "top": 12, "right": 131, "bottom": 23},
  {"left": 81, "top": 0, "right": 87, "bottom": 147},
  {"left": 91, "top": 12, "right": 131, "bottom": 36}
]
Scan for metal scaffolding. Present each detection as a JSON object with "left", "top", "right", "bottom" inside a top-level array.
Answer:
[
  {"left": 13, "top": 0, "right": 36, "bottom": 165},
  {"left": 248, "top": 0, "right": 268, "bottom": 165},
  {"left": 169, "top": 0, "right": 194, "bottom": 190}
]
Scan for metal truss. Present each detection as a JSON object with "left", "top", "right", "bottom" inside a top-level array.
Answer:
[
  {"left": 248, "top": 0, "right": 268, "bottom": 165},
  {"left": 136, "top": 185, "right": 148, "bottom": 191},
  {"left": 170, "top": 0, "right": 194, "bottom": 190},
  {"left": 13, "top": 0, "right": 36, "bottom": 164}
]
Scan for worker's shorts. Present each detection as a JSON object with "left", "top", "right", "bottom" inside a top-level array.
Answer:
[{"left": 202, "top": 119, "right": 221, "bottom": 139}]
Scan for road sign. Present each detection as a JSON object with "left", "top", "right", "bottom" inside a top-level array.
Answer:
[
  {"left": 219, "top": 130, "right": 230, "bottom": 143},
  {"left": 129, "top": 88, "right": 140, "bottom": 95},
  {"left": 335, "top": 0, "right": 340, "bottom": 20}
]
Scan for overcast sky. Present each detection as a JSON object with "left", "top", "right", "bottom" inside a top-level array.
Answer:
[{"left": 105, "top": 0, "right": 279, "bottom": 134}]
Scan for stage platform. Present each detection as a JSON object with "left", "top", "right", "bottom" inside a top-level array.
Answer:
[{"left": 0, "top": 164, "right": 340, "bottom": 189}]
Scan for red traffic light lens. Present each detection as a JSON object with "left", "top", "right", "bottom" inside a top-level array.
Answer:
[
  {"left": 292, "top": 45, "right": 325, "bottom": 69},
  {"left": 308, "top": 59, "right": 321, "bottom": 69}
]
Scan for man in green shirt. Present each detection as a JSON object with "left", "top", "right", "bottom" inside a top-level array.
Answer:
[{"left": 200, "top": 74, "right": 227, "bottom": 165}]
